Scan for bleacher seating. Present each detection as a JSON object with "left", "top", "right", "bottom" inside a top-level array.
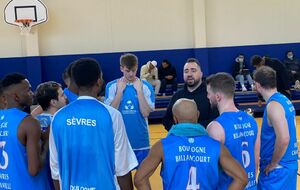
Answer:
[{"left": 149, "top": 88, "right": 300, "bottom": 121}]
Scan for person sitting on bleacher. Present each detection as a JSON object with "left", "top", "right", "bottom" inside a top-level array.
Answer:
[
  {"left": 158, "top": 59, "right": 177, "bottom": 95},
  {"left": 233, "top": 54, "right": 254, "bottom": 91},
  {"left": 283, "top": 50, "right": 300, "bottom": 86},
  {"left": 140, "top": 60, "right": 161, "bottom": 95}
]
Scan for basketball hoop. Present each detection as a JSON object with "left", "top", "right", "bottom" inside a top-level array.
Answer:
[{"left": 16, "top": 19, "right": 33, "bottom": 35}]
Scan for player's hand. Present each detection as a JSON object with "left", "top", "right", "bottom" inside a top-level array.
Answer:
[
  {"left": 117, "top": 78, "right": 127, "bottom": 93},
  {"left": 264, "top": 163, "right": 277, "bottom": 175},
  {"left": 133, "top": 78, "right": 143, "bottom": 92}
]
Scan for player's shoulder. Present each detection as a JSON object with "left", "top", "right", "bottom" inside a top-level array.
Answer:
[
  {"left": 106, "top": 79, "right": 118, "bottom": 88},
  {"left": 106, "top": 79, "right": 119, "bottom": 86},
  {"left": 201, "top": 135, "right": 222, "bottom": 146}
]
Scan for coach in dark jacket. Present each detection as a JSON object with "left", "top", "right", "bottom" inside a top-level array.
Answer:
[{"left": 162, "top": 58, "right": 219, "bottom": 131}]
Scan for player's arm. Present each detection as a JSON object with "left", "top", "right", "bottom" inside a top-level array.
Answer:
[
  {"left": 49, "top": 125, "right": 61, "bottom": 190},
  {"left": 254, "top": 125, "right": 261, "bottom": 176},
  {"left": 134, "top": 79, "right": 152, "bottom": 118},
  {"left": 134, "top": 140, "right": 163, "bottom": 190},
  {"left": 265, "top": 101, "right": 290, "bottom": 174},
  {"left": 19, "top": 116, "right": 42, "bottom": 176},
  {"left": 207, "top": 121, "right": 225, "bottom": 144},
  {"left": 219, "top": 144, "right": 248, "bottom": 190}
]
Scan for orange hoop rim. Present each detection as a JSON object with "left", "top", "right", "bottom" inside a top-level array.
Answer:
[{"left": 15, "top": 19, "right": 33, "bottom": 23}]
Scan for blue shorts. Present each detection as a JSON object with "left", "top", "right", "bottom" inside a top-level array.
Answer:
[
  {"left": 133, "top": 149, "right": 150, "bottom": 168},
  {"left": 258, "top": 167, "right": 297, "bottom": 190}
]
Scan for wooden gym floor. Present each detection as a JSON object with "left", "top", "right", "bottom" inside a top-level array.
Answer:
[{"left": 134, "top": 117, "right": 300, "bottom": 189}]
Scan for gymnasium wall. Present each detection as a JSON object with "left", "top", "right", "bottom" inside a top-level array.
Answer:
[{"left": 1, "top": 0, "right": 300, "bottom": 89}]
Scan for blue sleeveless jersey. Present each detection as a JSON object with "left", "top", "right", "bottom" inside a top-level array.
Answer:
[
  {"left": 63, "top": 88, "right": 78, "bottom": 103},
  {"left": 36, "top": 113, "right": 55, "bottom": 190},
  {"left": 260, "top": 92, "right": 298, "bottom": 170},
  {"left": 51, "top": 97, "right": 116, "bottom": 189},
  {"left": 0, "top": 108, "right": 49, "bottom": 189},
  {"left": 216, "top": 111, "right": 258, "bottom": 190},
  {"left": 36, "top": 113, "right": 53, "bottom": 132},
  {"left": 105, "top": 80, "right": 155, "bottom": 150},
  {"left": 161, "top": 135, "right": 220, "bottom": 190}
]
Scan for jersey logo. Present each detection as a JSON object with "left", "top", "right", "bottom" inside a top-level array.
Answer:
[
  {"left": 124, "top": 100, "right": 134, "bottom": 110},
  {"left": 0, "top": 115, "right": 4, "bottom": 120},
  {"left": 122, "top": 100, "right": 137, "bottom": 114},
  {"left": 188, "top": 138, "right": 195, "bottom": 144}
]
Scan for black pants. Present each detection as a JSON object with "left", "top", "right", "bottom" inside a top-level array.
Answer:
[{"left": 159, "top": 78, "right": 177, "bottom": 93}]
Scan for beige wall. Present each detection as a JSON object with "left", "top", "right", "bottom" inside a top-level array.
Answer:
[
  {"left": 1, "top": 0, "right": 300, "bottom": 57},
  {"left": 205, "top": 0, "right": 300, "bottom": 47},
  {"left": 38, "top": 0, "right": 194, "bottom": 56}
]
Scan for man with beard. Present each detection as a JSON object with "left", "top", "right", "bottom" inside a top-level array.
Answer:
[
  {"left": 162, "top": 58, "right": 218, "bottom": 131},
  {"left": 253, "top": 66, "right": 298, "bottom": 190},
  {"left": 206, "top": 72, "right": 259, "bottom": 190}
]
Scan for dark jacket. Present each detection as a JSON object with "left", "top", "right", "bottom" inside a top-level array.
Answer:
[
  {"left": 283, "top": 57, "right": 300, "bottom": 72},
  {"left": 265, "top": 58, "right": 291, "bottom": 99},
  {"left": 158, "top": 64, "right": 177, "bottom": 81},
  {"left": 233, "top": 61, "right": 250, "bottom": 77},
  {"left": 162, "top": 82, "right": 219, "bottom": 131}
]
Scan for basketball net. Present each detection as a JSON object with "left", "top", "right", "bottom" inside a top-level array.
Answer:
[{"left": 16, "top": 19, "right": 33, "bottom": 35}]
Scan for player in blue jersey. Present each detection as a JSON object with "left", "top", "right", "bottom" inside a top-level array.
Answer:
[
  {"left": 35, "top": 81, "right": 67, "bottom": 189},
  {"left": 62, "top": 62, "right": 79, "bottom": 103},
  {"left": 206, "top": 73, "right": 260, "bottom": 190},
  {"left": 253, "top": 66, "right": 298, "bottom": 190},
  {"left": 135, "top": 98, "right": 247, "bottom": 190},
  {"left": 105, "top": 53, "right": 155, "bottom": 165},
  {"left": 0, "top": 73, "right": 49, "bottom": 189},
  {"left": 50, "top": 58, "right": 138, "bottom": 190},
  {"left": 31, "top": 62, "right": 78, "bottom": 117},
  {"left": 35, "top": 81, "right": 67, "bottom": 132}
]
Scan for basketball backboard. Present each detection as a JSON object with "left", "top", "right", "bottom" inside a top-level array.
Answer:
[{"left": 4, "top": 0, "right": 48, "bottom": 27}]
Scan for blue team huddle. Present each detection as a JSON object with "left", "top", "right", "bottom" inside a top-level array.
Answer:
[{"left": 0, "top": 54, "right": 298, "bottom": 190}]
